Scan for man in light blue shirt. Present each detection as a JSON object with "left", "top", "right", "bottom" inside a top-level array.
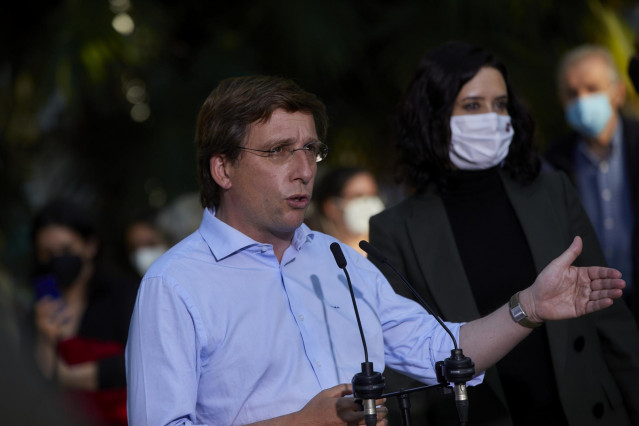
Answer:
[{"left": 126, "top": 75, "right": 626, "bottom": 426}]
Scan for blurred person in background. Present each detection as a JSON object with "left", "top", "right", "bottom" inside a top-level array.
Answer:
[
  {"left": 156, "top": 191, "right": 204, "bottom": 246},
  {"left": 306, "top": 166, "right": 384, "bottom": 255},
  {"left": 29, "top": 199, "right": 138, "bottom": 425},
  {"left": 369, "top": 41, "right": 639, "bottom": 426},
  {"left": 123, "top": 209, "right": 169, "bottom": 278},
  {"left": 545, "top": 45, "right": 639, "bottom": 322}
]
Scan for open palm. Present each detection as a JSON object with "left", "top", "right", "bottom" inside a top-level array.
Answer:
[{"left": 525, "top": 236, "right": 625, "bottom": 323}]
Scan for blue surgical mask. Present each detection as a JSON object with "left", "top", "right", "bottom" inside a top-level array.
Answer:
[{"left": 565, "top": 92, "right": 612, "bottom": 138}]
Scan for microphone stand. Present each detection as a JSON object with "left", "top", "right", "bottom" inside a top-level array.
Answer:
[
  {"left": 359, "top": 240, "right": 475, "bottom": 426},
  {"left": 381, "top": 382, "right": 452, "bottom": 426},
  {"left": 330, "top": 243, "right": 385, "bottom": 426},
  {"left": 380, "top": 354, "right": 473, "bottom": 426}
]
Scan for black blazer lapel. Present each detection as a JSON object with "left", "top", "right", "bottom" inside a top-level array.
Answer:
[
  {"left": 499, "top": 171, "right": 569, "bottom": 378},
  {"left": 405, "top": 186, "right": 510, "bottom": 410},
  {"left": 405, "top": 187, "right": 481, "bottom": 323}
]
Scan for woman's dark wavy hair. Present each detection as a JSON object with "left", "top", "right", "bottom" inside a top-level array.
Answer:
[{"left": 395, "top": 41, "right": 540, "bottom": 192}]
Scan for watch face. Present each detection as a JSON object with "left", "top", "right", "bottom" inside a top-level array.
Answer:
[{"left": 510, "top": 304, "right": 527, "bottom": 322}]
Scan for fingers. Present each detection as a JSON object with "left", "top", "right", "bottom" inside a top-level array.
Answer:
[
  {"left": 351, "top": 404, "right": 387, "bottom": 425},
  {"left": 590, "top": 277, "right": 626, "bottom": 291},
  {"left": 584, "top": 298, "right": 614, "bottom": 314},
  {"left": 335, "top": 396, "right": 360, "bottom": 411},
  {"left": 337, "top": 399, "right": 365, "bottom": 423},
  {"left": 589, "top": 288, "right": 624, "bottom": 300},
  {"left": 376, "top": 404, "right": 388, "bottom": 421},
  {"left": 586, "top": 266, "right": 624, "bottom": 280},
  {"left": 553, "top": 236, "right": 582, "bottom": 269},
  {"left": 322, "top": 384, "right": 388, "bottom": 425},
  {"left": 323, "top": 383, "right": 354, "bottom": 398},
  {"left": 300, "top": 384, "right": 358, "bottom": 424},
  {"left": 338, "top": 397, "right": 388, "bottom": 424}
]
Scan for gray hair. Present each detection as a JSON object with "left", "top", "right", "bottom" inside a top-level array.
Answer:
[{"left": 557, "top": 44, "right": 620, "bottom": 96}]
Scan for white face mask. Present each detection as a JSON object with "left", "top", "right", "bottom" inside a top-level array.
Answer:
[
  {"left": 449, "top": 112, "right": 514, "bottom": 170},
  {"left": 343, "top": 195, "right": 385, "bottom": 235},
  {"left": 130, "top": 245, "right": 167, "bottom": 276}
]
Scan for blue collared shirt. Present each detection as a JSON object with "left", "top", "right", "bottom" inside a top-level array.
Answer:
[
  {"left": 574, "top": 122, "right": 634, "bottom": 290},
  {"left": 125, "top": 209, "right": 478, "bottom": 425}
]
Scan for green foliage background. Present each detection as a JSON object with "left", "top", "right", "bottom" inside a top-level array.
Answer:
[{"left": 2, "top": 0, "right": 638, "bottom": 287}]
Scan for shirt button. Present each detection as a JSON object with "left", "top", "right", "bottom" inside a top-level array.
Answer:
[
  {"left": 316, "top": 361, "right": 322, "bottom": 368},
  {"left": 298, "top": 314, "right": 304, "bottom": 321},
  {"left": 601, "top": 189, "right": 612, "bottom": 201},
  {"left": 599, "top": 161, "right": 609, "bottom": 173},
  {"left": 604, "top": 218, "right": 614, "bottom": 230}
]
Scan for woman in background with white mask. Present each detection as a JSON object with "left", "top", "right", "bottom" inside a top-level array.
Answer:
[
  {"left": 369, "top": 41, "right": 639, "bottom": 426},
  {"left": 123, "top": 211, "right": 169, "bottom": 278},
  {"left": 306, "top": 166, "right": 384, "bottom": 255}
]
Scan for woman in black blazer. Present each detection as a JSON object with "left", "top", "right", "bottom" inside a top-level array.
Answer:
[{"left": 370, "top": 41, "right": 639, "bottom": 426}]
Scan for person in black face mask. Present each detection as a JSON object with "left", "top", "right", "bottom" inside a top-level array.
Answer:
[{"left": 29, "top": 199, "right": 138, "bottom": 426}]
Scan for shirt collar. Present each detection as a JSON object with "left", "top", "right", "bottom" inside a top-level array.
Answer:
[
  {"left": 199, "top": 208, "right": 316, "bottom": 261},
  {"left": 576, "top": 119, "right": 623, "bottom": 165},
  {"left": 291, "top": 223, "right": 315, "bottom": 251}
]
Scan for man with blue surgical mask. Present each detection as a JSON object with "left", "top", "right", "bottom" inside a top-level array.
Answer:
[{"left": 545, "top": 44, "right": 639, "bottom": 322}]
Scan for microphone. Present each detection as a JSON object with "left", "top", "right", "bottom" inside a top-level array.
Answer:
[
  {"left": 359, "top": 241, "right": 458, "bottom": 347},
  {"left": 359, "top": 240, "right": 474, "bottom": 425},
  {"left": 330, "top": 242, "right": 348, "bottom": 269},
  {"left": 330, "top": 242, "right": 385, "bottom": 426}
]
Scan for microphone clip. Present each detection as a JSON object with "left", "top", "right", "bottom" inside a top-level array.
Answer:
[
  {"left": 436, "top": 348, "right": 474, "bottom": 425},
  {"left": 353, "top": 361, "right": 385, "bottom": 426},
  {"left": 438, "top": 348, "right": 474, "bottom": 385}
]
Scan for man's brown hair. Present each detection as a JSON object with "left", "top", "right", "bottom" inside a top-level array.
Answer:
[{"left": 195, "top": 75, "right": 328, "bottom": 209}]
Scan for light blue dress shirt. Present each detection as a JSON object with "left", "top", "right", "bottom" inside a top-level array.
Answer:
[
  {"left": 574, "top": 122, "right": 634, "bottom": 290},
  {"left": 126, "top": 208, "right": 480, "bottom": 426}
]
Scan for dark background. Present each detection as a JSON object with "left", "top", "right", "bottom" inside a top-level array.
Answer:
[{"left": 2, "top": 0, "right": 639, "bottom": 301}]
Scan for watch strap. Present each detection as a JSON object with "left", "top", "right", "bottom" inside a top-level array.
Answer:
[{"left": 509, "top": 291, "right": 542, "bottom": 329}]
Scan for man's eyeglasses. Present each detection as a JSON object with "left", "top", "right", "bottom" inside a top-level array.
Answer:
[{"left": 237, "top": 141, "right": 329, "bottom": 164}]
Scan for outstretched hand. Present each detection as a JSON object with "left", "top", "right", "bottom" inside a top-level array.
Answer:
[{"left": 521, "top": 236, "right": 625, "bottom": 323}]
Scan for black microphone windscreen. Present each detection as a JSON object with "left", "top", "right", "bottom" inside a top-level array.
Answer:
[
  {"left": 330, "top": 242, "right": 347, "bottom": 269},
  {"left": 359, "top": 240, "right": 387, "bottom": 263}
]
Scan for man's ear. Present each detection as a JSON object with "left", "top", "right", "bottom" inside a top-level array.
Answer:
[{"left": 210, "top": 155, "right": 233, "bottom": 190}]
